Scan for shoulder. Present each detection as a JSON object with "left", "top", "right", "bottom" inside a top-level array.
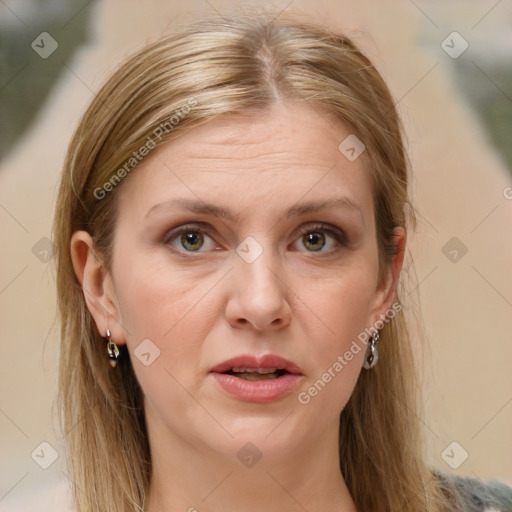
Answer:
[{"left": 432, "top": 469, "right": 512, "bottom": 512}]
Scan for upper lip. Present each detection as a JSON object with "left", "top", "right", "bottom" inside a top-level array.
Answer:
[{"left": 210, "top": 354, "right": 303, "bottom": 375}]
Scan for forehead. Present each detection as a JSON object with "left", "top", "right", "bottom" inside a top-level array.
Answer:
[{"left": 116, "top": 101, "right": 373, "bottom": 224}]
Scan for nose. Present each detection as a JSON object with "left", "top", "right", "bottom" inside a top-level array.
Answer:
[{"left": 225, "top": 245, "right": 292, "bottom": 332}]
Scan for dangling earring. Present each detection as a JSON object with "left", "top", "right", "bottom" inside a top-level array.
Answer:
[
  {"left": 106, "top": 328, "right": 120, "bottom": 368},
  {"left": 363, "top": 330, "right": 380, "bottom": 370}
]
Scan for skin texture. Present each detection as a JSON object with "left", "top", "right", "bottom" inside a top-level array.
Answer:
[{"left": 71, "top": 101, "right": 406, "bottom": 512}]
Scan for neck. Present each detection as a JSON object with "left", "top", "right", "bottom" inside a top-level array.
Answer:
[{"left": 144, "top": 410, "right": 358, "bottom": 512}]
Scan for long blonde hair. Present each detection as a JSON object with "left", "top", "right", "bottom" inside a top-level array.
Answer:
[{"left": 53, "top": 11, "right": 455, "bottom": 512}]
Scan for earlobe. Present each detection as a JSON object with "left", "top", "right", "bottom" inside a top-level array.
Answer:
[{"left": 70, "top": 231, "right": 126, "bottom": 345}]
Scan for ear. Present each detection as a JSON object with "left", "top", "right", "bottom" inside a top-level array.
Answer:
[
  {"left": 70, "top": 230, "right": 126, "bottom": 345},
  {"left": 369, "top": 226, "right": 407, "bottom": 325}
]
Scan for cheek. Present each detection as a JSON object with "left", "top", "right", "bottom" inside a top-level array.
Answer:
[
  {"left": 297, "top": 269, "right": 375, "bottom": 412},
  {"left": 112, "top": 253, "right": 230, "bottom": 399},
  {"left": 114, "top": 258, "right": 213, "bottom": 405},
  {"left": 308, "top": 266, "right": 375, "bottom": 346},
  {"left": 112, "top": 257, "right": 216, "bottom": 419},
  {"left": 114, "top": 251, "right": 212, "bottom": 338}
]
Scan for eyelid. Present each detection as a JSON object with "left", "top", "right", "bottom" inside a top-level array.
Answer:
[{"left": 294, "top": 223, "right": 346, "bottom": 243}]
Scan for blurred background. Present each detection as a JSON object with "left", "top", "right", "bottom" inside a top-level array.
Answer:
[{"left": 1, "top": 0, "right": 511, "bottom": 510}]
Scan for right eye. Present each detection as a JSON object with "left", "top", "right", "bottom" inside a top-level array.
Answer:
[{"left": 163, "top": 224, "right": 219, "bottom": 253}]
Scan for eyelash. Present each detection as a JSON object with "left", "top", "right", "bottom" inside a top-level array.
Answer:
[{"left": 162, "top": 222, "right": 347, "bottom": 255}]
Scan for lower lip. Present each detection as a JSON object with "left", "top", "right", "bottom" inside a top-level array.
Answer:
[{"left": 210, "top": 372, "right": 302, "bottom": 403}]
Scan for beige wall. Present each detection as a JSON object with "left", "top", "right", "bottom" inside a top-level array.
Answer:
[{"left": 1, "top": 0, "right": 511, "bottom": 509}]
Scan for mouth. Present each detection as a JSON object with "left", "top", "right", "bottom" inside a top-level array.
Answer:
[
  {"left": 209, "top": 354, "right": 303, "bottom": 403},
  {"left": 223, "top": 367, "right": 289, "bottom": 381},
  {"left": 210, "top": 354, "right": 303, "bottom": 378}
]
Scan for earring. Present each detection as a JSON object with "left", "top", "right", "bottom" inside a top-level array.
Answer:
[
  {"left": 363, "top": 330, "right": 380, "bottom": 370},
  {"left": 106, "top": 328, "right": 120, "bottom": 368}
]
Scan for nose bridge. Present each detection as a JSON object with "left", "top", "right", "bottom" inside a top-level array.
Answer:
[
  {"left": 235, "top": 234, "right": 283, "bottom": 295},
  {"left": 227, "top": 234, "right": 290, "bottom": 330}
]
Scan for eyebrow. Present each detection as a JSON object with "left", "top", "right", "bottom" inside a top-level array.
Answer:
[{"left": 145, "top": 197, "right": 364, "bottom": 225}]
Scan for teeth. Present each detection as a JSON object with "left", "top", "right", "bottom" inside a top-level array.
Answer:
[
  {"left": 231, "top": 367, "right": 279, "bottom": 374},
  {"left": 237, "top": 372, "right": 280, "bottom": 381}
]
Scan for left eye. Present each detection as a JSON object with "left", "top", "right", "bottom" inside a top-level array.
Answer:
[
  {"left": 163, "top": 224, "right": 345, "bottom": 254},
  {"left": 292, "top": 225, "right": 345, "bottom": 253}
]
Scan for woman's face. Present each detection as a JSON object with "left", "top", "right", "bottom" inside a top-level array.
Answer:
[{"left": 80, "top": 101, "right": 404, "bottom": 463}]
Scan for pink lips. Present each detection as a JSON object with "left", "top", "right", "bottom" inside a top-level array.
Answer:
[{"left": 209, "top": 354, "right": 303, "bottom": 403}]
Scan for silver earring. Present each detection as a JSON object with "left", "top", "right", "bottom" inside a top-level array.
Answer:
[
  {"left": 363, "top": 330, "right": 380, "bottom": 370},
  {"left": 106, "top": 328, "right": 120, "bottom": 368}
]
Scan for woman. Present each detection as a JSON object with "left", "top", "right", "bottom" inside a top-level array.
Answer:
[{"left": 52, "top": 11, "right": 512, "bottom": 512}]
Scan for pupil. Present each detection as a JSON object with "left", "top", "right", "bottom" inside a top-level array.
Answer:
[
  {"left": 305, "top": 232, "right": 325, "bottom": 251},
  {"left": 182, "top": 232, "right": 203, "bottom": 251}
]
